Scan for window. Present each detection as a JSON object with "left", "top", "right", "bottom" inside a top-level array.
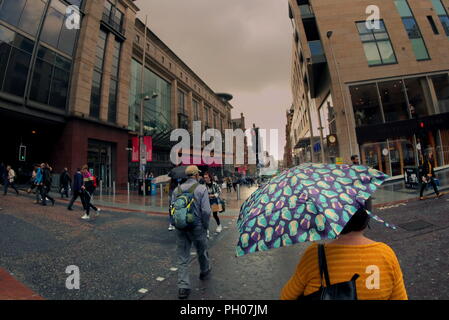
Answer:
[
  {"left": 427, "top": 16, "right": 439, "bottom": 34},
  {"left": 431, "top": 0, "right": 449, "bottom": 37},
  {"left": 431, "top": 74, "right": 449, "bottom": 114},
  {"left": 378, "top": 80, "right": 410, "bottom": 122},
  {"left": 193, "top": 100, "right": 199, "bottom": 120},
  {"left": 178, "top": 89, "right": 185, "bottom": 114},
  {"left": 351, "top": 84, "right": 384, "bottom": 126},
  {"left": 394, "top": 0, "right": 430, "bottom": 60},
  {"left": 403, "top": 77, "right": 431, "bottom": 117},
  {"left": 108, "top": 39, "right": 121, "bottom": 123},
  {"left": 356, "top": 20, "right": 397, "bottom": 66},
  {"left": 0, "top": 25, "right": 34, "bottom": 97},
  {"left": 102, "top": 1, "right": 123, "bottom": 34},
  {"left": 89, "top": 29, "right": 107, "bottom": 118},
  {"left": 40, "top": 0, "right": 78, "bottom": 55},
  {"left": 30, "top": 46, "right": 71, "bottom": 110},
  {"left": 0, "top": 0, "right": 46, "bottom": 37}
]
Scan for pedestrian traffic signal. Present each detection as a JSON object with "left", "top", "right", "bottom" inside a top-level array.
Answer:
[
  {"left": 19, "top": 145, "right": 26, "bottom": 162},
  {"left": 420, "top": 122, "right": 425, "bottom": 128}
]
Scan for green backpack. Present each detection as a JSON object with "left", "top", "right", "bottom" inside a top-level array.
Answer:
[{"left": 170, "top": 183, "right": 199, "bottom": 230}]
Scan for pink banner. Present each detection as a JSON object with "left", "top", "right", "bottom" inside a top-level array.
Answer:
[
  {"left": 144, "top": 136, "right": 152, "bottom": 162},
  {"left": 132, "top": 137, "right": 139, "bottom": 162}
]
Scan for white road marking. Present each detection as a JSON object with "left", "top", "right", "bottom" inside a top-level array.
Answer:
[
  {"left": 156, "top": 277, "right": 165, "bottom": 282},
  {"left": 138, "top": 288, "right": 148, "bottom": 294},
  {"left": 170, "top": 267, "right": 178, "bottom": 272}
]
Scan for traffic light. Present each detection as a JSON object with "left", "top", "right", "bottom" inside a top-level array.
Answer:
[
  {"left": 19, "top": 145, "right": 26, "bottom": 162},
  {"left": 419, "top": 121, "right": 425, "bottom": 129}
]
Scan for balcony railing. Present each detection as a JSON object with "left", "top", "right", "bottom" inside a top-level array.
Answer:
[{"left": 102, "top": 12, "right": 124, "bottom": 35}]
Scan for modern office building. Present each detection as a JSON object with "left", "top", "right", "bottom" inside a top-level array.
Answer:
[
  {"left": 0, "top": 0, "right": 235, "bottom": 188},
  {"left": 288, "top": 0, "right": 449, "bottom": 177}
]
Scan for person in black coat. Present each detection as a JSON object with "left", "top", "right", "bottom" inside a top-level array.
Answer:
[
  {"left": 420, "top": 151, "right": 441, "bottom": 200},
  {"left": 41, "top": 163, "right": 55, "bottom": 206},
  {"left": 59, "top": 168, "right": 72, "bottom": 198},
  {"left": 67, "top": 168, "right": 83, "bottom": 211}
]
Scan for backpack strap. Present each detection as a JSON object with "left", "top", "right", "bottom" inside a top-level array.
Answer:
[
  {"left": 318, "top": 244, "right": 331, "bottom": 288},
  {"left": 187, "top": 183, "right": 199, "bottom": 194}
]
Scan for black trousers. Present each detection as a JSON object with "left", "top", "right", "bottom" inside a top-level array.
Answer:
[
  {"left": 420, "top": 177, "right": 439, "bottom": 197},
  {"left": 41, "top": 185, "right": 54, "bottom": 205},
  {"left": 60, "top": 184, "right": 69, "bottom": 198},
  {"left": 81, "top": 190, "right": 98, "bottom": 215},
  {"left": 68, "top": 190, "right": 83, "bottom": 209},
  {"left": 4, "top": 180, "right": 19, "bottom": 195},
  {"left": 213, "top": 212, "right": 220, "bottom": 226}
]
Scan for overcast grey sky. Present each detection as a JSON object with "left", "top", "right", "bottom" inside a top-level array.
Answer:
[{"left": 135, "top": 0, "right": 292, "bottom": 160}]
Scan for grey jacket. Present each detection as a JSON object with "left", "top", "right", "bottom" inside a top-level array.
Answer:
[{"left": 170, "top": 178, "right": 211, "bottom": 229}]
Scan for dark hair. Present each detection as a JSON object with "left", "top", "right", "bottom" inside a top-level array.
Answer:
[
  {"left": 340, "top": 207, "right": 370, "bottom": 234},
  {"left": 350, "top": 155, "right": 358, "bottom": 161}
]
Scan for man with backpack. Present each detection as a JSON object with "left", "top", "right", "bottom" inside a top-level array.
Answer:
[
  {"left": 170, "top": 165, "right": 212, "bottom": 300},
  {"left": 80, "top": 165, "right": 100, "bottom": 220}
]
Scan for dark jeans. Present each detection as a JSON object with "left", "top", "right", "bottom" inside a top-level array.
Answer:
[
  {"left": 420, "top": 177, "right": 439, "bottom": 197},
  {"left": 4, "top": 180, "right": 19, "bottom": 195},
  {"left": 41, "top": 185, "right": 54, "bottom": 205},
  {"left": 81, "top": 190, "right": 98, "bottom": 215},
  {"left": 68, "top": 190, "right": 83, "bottom": 209},
  {"left": 212, "top": 212, "right": 220, "bottom": 226},
  {"left": 60, "top": 184, "right": 69, "bottom": 198}
]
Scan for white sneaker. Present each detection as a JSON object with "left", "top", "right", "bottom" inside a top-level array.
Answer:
[
  {"left": 168, "top": 224, "right": 175, "bottom": 231},
  {"left": 81, "top": 214, "right": 90, "bottom": 220},
  {"left": 96, "top": 208, "right": 101, "bottom": 216},
  {"left": 216, "top": 225, "right": 222, "bottom": 233}
]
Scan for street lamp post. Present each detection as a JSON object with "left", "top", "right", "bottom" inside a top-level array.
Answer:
[{"left": 326, "top": 31, "right": 354, "bottom": 158}]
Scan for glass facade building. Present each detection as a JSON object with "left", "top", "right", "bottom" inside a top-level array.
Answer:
[{"left": 0, "top": 0, "right": 81, "bottom": 109}]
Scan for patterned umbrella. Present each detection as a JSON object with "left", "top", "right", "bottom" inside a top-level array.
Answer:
[{"left": 236, "top": 163, "right": 396, "bottom": 257}]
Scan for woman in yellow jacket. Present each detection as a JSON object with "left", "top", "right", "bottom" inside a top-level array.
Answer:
[{"left": 280, "top": 208, "right": 408, "bottom": 300}]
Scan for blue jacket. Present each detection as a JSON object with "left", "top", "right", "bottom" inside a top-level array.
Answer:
[
  {"left": 72, "top": 172, "right": 83, "bottom": 192},
  {"left": 35, "top": 168, "right": 43, "bottom": 184}
]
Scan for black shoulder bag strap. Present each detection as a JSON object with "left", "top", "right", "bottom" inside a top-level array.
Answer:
[{"left": 318, "top": 244, "right": 331, "bottom": 288}]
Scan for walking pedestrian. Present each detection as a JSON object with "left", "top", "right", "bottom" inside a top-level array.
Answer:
[
  {"left": 280, "top": 206, "right": 408, "bottom": 300},
  {"left": 3, "top": 165, "right": 19, "bottom": 195},
  {"left": 80, "top": 165, "right": 100, "bottom": 220},
  {"left": 59, "top": 167, "right": 72, "bottom": 198},
  {"left": 67, "top": 168, "right": 83, "bottom": 211},
  {"left": 170, "top": 165, "right": 211, "bottom": 299},
  {"left": 41, "top": 163, "right": 55, "bottom": 206},
  {"left": 34, "top": 163, "right": 44, "bottom": 204},
  {"left": 203, "top": 172, "right": 222, "bottom": 234},
  {"left": 27, "top": 165, "right": 39, "bottom": 194},
  {"left": 232, "top": 174, "right": 238, "bottom": 192},
  {"left": 225, "top": 176, "right": 232, "bottom": 193},
  {"left": 420, "top": 151, "right": 442, "bottom": 200},
  {"left": 0, "top": 162, "right": 8, "bottom": 189}
]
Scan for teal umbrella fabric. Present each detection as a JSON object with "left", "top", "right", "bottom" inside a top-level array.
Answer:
[{"left": 236, "top": 163, "right": 395, "bottom": 257}]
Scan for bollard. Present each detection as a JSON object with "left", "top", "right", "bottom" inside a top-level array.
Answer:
[
  {"left": 160, "top": 183, "right": 163, "bottom": 199},
  {"left": 143, "top": 180, "right": 146, "bottom": 198},
  {"left": 113, "top": 181, "right": 116, "bottom": 196},
  {"left": 127, "top": 182, "right": 130, "bottom": 197},
  {"left": 100, "top": 181, "right": 103, "bottom": 198},
  {"left": 237, "top": 184, "right": 240, "bottom": 200}
]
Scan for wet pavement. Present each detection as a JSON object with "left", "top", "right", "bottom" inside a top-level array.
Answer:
[{"left": 1, "top": 186, "right": 449, "bottom": 300}]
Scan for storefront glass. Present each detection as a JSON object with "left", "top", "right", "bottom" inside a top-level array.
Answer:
[
  {"left": 431, "top": 73, "right": 449, "bottom": 114},
  {"left": 350, "top": 83, "right": 383, "bottom": 126},
  {"left": 378, "top": 79, "right": 410, "bottom": 122},
  {"left": 404, "top": 77, "right": 432, "bottom": 117}
]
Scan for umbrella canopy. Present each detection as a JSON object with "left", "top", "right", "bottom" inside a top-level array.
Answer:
[
  {"left": 168, "top": 166, "right": 188, "bottom": 180},
  {"left": 236, "top": 163, "right": 395, "bottom": 257},
  {"left": 152, "top": 174, "right": 171, "bottom": 184}
]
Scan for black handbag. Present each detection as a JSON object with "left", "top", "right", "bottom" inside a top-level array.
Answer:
[{"left": 300, "top": 244, "right": 359, "bottom": 300}]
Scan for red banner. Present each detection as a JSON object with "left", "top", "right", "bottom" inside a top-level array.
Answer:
[
  {"left": 132, "top": 137, "right": 139, "bottom": 162},
  {"left": 144, "top": 136, "right": 152, "bottom": 162}
]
